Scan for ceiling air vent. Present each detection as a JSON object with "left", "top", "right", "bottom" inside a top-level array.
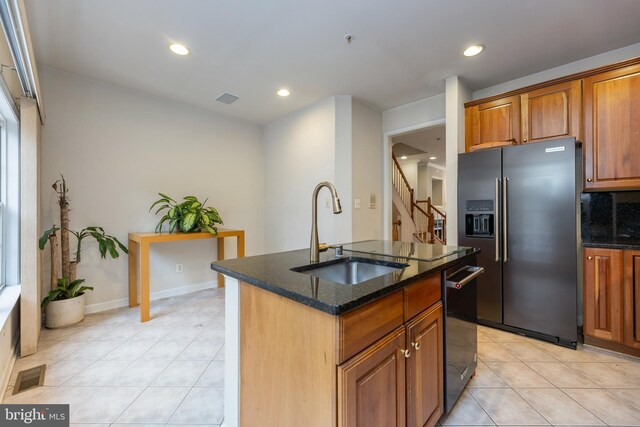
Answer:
[{"left": 216, "top": 93, "right": 239, "bottom": 105}]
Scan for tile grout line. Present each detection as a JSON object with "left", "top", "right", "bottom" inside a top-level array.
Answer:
[{"left": 477, "top": 356, "right": 554, "bottom": 426}]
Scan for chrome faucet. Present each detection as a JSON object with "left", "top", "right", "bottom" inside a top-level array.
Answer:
[{"left": 310, "top": 181, "right": 342, "bottom": 262}]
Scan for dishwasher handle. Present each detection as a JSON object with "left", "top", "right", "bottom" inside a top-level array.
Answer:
[{"left": 446, "top": 266, "right": 485, "bottom": 289}]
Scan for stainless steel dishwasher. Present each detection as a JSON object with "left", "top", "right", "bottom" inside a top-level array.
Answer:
[{"left": 443, "top": 260, "right": 483, "bottom": 413}]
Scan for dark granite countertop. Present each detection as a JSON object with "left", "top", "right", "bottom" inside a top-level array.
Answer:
[
  {"left": 210, "top": 240, "right": 479, "bottom": 315},
  {"left": 583, "top": 241, "right": 640, "bottom": 250}
]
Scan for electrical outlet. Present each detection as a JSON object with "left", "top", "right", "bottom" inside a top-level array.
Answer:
[
  {"left": 354, "top": 198, "right": 361, "bottom": 209},
  {"left": 176, "top": 264, "right": 183, "bottom": 273},
  {"left": 325, "top": 197, "right": 330, "bottom": 208}
]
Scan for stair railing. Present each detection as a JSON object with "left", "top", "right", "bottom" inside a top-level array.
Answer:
[
  {"left": 416, "top": 197, "right": 446, "bottom": 244},
  {"left": 392, "top": 153, "right": 414, "bottom": 220}
]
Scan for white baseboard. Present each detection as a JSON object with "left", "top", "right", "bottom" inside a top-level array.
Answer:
[{"left": 84, "top": 280, "right": 218, "bottom": 314}]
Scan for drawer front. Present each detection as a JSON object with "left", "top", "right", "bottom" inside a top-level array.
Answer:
[
  {"left": 338, "top": 290, "right": 404, "bottom": 363},
  {"left": 404, "top": 273, "right": 441, "bottom": 322}
]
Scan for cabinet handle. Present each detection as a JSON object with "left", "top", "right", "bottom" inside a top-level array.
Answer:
[
  {"left": 587, "top": 256, "right": 593, "bottom": 261},
  {"left": 400, "top": 349, "right": 411, "bottom": 358},
  {"left": 411, "top": 342, "right": 421, "bottom": 350},
  {"left": 587, "top": 178, "right": 593, "bottom": 182},
  {"left": 523, "top": 138, "right": 528, "bottom": 142}
]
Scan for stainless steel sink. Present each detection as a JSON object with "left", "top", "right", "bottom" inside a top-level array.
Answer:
[{"left": 291, "top": 257, "right": 408, "bottom": 285}]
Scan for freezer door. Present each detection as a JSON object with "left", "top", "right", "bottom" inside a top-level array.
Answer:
[
  {"left": 458, "top": 149, "right": 502, "bottom": 324},
  {"left": 502, "top": 139, "right": 578, "bottom": 342}
]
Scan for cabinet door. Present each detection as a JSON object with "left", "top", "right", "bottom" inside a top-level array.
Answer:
[
  {"left": 465, "top": 95, "right": 521, "bottom": 151},
  {"left": 338, "top": 328, "right": 407, "bottom": 427},
  {"left": 521, "top": 80, "right": 581, "bottom": 144},
  {"left": 406, "top": 302, "right": 443, "bottom": 427},
  {"left": 584, "top": 248, "right": 624, "bottom": 342},
  {"left": 584, "top": 64, "right": 640, "bottom": 190},
  {"left": 624, "top": 250, "right": 640, "bottom": 349}
]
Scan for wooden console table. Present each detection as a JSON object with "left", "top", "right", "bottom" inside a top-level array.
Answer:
[{"left": 128, "top": 228, "right": 245, "bottom": 322}]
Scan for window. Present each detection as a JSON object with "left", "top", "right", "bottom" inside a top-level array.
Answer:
[
  {"left": 0, "top": 82, "right": 20, "bottom": 292},
  {"left": 0, "top": 120, "right": 6, "bottom": 292}
]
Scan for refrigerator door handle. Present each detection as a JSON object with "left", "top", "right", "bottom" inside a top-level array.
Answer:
[
  {"left": 495, "top": 178, "right": 500, "bottom": 262},
  {"left": 503, "top": 177, "right": 509, "bottom": 263}
]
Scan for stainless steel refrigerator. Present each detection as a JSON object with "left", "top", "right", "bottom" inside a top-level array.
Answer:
[{"left": 458, "top": 138, "right": 579, "bottom": 347}]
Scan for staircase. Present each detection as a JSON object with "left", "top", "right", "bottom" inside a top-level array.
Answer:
[{"left": 391, "top": 154, "right": 447, "bottom": 244}]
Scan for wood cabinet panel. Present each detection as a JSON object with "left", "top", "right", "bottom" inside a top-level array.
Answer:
[
  {"left": 406, "top": 302, "right": 443, "bottom": 427},
  {"left": 624, "top": 250, "right": 640, "bottom": 349},
  {"left": 240, "top": 283, "right": 338, "bottom": 427},
  {"left": 466, "top": 96, "right": 520, "bottom": 151},
  {"left": 521, "top": 80, "right": 581, "bottom": 144},
  {"left": 338, "top": 327, "right": 406, "bottom": 427},
  {"left": 338, "top": 290, "right": 404, "bottom": 363},
  {"left": 404, "top": 273, "right": 441, "bottom": 322},
  {"left": 584, "top": 64, "right": 640, "bottom": 190},
  {"left": 584, "top": 248, "right": 624, "bottom": 342}
]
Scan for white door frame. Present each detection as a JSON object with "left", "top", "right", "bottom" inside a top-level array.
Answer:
[{"left": 382, "top": 118, "right": 446, "bottom": 240}]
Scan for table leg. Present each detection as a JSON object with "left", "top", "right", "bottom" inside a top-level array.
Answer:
[
  {"left": 128, "top": 239, "right": 138, "bottom": 307},
  {"left": 140, "top": 241, "right": 151, "bottom": 322},
  {"left": 217, "top": 238, "right": 225, "bottom": 288},
  {"left": 237, "top": 231, "right": 245, "bottom": 257}
]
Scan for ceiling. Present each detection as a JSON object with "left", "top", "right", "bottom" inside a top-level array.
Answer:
[
  {"left": 25, "top": 0, "right": 640, "bottom": 124},
  {"left": 392, "top": 125, "right": 446, "bottom": 166}
]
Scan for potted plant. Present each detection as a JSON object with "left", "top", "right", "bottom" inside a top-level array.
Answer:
[
  {"left": 39, "top": 175, "right": 128, "bottom": 328},
  {"left": 149, "top": 193, "right": 223, "bottom": 234}
]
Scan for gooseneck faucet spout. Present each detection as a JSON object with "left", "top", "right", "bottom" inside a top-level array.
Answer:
[{"left": 310, "top": 181, "right": 342, "bottom": 262}]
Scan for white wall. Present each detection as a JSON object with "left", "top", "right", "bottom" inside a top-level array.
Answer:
[
  {"left": 352, "top": 99, "right": 383, "bottom": 242},
  {"left": 445, "top": 76, "right": 471, "bottom": 246},
  {"left": 263, "top": 97, "right": 338, "bottom": 253},
  {"left": 418, "top": 163, "right": 446, "bottom": 206},
  {"left": 39, "top": 67, "right": 265, "bottom": 311},
  {"left": 473, "top": 42, "right": 640, "bottom": 100},
  {"left": 263, "top": 96, "right": 383, "bottom": 253},
  {"left": 383, "top": 94, "right": 445, "bottom": 133}
]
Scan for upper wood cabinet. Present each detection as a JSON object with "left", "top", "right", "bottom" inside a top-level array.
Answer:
[
  {"left": 521, "top": 80, "right": 581, "bottom": 144},
  {"left": 465, "top": 81, "right": 582, "bottom": 152},
  {"left": 583, "top": 63, "right": 640, "bottom": 190},
  {"left": 583, "top": 247, "right": 624, "bottom": 343},
  {"left": 465, "top": 95, "right": 521, "bottom": 151},
  {"left": 624, "top": 250, "right": 640, "bottom": 350}
]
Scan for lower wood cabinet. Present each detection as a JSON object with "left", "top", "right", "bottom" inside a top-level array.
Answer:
[
  {"left": 584, "top": 247, "right": 640, "bottom": 356},
  {"left": 583, "top": 247, "right": 624, "bottom": 342},
  {"left": 339, "top": 328, "right": 407, "bottom": 427},
  {"left": 406, "top": 303, "right": 444, "bottom": 427},
  {"left": 338, "top": 302, "right": 444, "bottom": 427},
  {"left": 624, "top": 250, "right": 640, "bottom": 350},
  {"left": 238, "top": 274, "right": 446, "bottom": 427}
]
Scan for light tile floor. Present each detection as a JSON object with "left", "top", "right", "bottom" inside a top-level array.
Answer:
[
  {"left": 2, "top": 288, "right": 225, "bottom": 427},
  {"left": 441, "top": 325, "right": 640, "bottom": 426},
  {"left": 4, "top": 289, "right": 640, "bottom": 426}
]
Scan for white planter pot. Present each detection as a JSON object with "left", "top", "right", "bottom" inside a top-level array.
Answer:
[{"left": 45, "top": 294, "right": 86, "bottom": 329}]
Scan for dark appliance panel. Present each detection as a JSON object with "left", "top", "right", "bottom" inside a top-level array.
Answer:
[
  {"left": 502, "top": 139, "right": 578, "bottom": 342},
  {"left": 458, "top": 149, "right": 502, "bottom": 324}
]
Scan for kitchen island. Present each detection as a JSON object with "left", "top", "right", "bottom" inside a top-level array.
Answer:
[{"left": 211, "top": 240, "right": 479, "bottom": 427}]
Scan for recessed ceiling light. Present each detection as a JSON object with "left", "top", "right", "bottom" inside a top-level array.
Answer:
[
  {"left": 277, "top": 88, "right": 290, "bottom": 97},
  {"left": 463, "top": 44, "right": 484, "bottom": 57},
  {"left": 429, "top": 156, "right": 437, "bottom": 160},
  {"left": 169, "top": 43, "right": 189, "bottom": 56},
  {"left": 400, "top": 156, "right": 408, "bottom": 160}
]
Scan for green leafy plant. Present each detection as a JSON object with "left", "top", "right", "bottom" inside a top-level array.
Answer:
[
  {"left": 39, "top": 175, "right": 128, "bottom": 308},
  {"left": 150, "top": 193, "right": 223, "bottom": 234},
  {"left": 41, "top": 278, "right": 93, "bottom": 308}
]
